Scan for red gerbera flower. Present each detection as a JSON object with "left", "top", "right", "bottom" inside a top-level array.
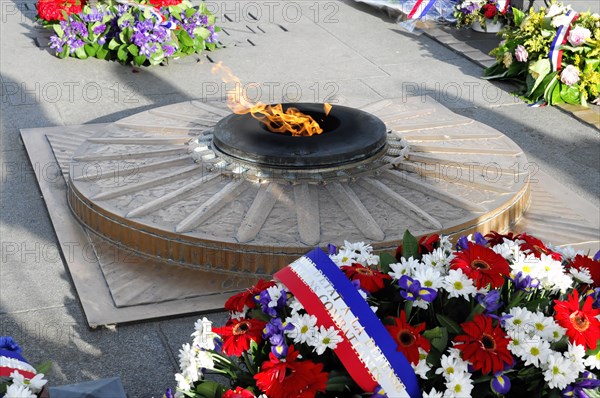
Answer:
[
  {"left": 214, "top": 318, "right": 266, "bottom": 356},
  {"left": 222, "top": 387, "right": 255, "bottom": 398},
  {"left": 484, "top": 231, "right": 517, "bottom": 246},
  {"left": 224, "top": 279, "right": 275, "bottom": 312},
  {"left": 517, "top": 233, "right": 562, "bottom": 261},
  {"left": 481, "top": 3, "right": 498, "bottom": 18},
  {"left": 453, "top": 314, "right": 513, "bottom": 375},
  {"left": 395, "top": 234, "right": 440, "bottom": 260},
  {"left": 341, "top": 263, "right": 391, "bottom": 293},
  {"left": 450, "top": 242, "right": 509, "bottom": 289},
  {"left": 553, "top": 290, "right": 600, "bottom": 350},
  {"left": 569, "top": 254, "right": 600, "bottom": 287},
  {"left": 384, "top": 310, "right": 430, "bottom": 365},
  {"left": 37, "top": 0, "right": 85, "bottom": 21},
  {"left": 254, "top": 345, "right": 328, "bottom": 398}
]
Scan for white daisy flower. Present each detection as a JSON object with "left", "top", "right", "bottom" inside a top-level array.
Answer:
[
  {"left": 439, "top": 235, "right": 453, "bottom": 252},
  {"left": 311, "top": 325, "right": 342, "bottom": 355},
  {"left": 519, "top": 337, "right": 552, "bottom": 368},
  {"left": 178, "top": 343, "right": 202, "bottom": 382},
  {"left": 564, "top": 343, "right": 587, "bottom": 374},
  {"left": 285, "top": 313, "right": 317, "bottom": 344},
  {"left": 507, "top": 334, "right": 525, "bottom": 357},
  {"left": 443, "top": 269, "right": 477, "bottom": 300},
  {"left": 413, "top": 348, "right": 431, "bottom": 379},
  {"left": 9, "top": 371, "right": 47, "bottom": 394},
  {"left": 548, "top": 244, "right": 583, "bottom": 261},
  {"left": 435, "top": 351, "right": 469, "bottom": 378},
  {"left": 4, "top": 384, "right": 37, "bottom": 398},
  {"left": 443, "top": 372, "right": 474, "bottom": 397},
  {"left": 543, "top": 352, "right": 577, "bottom": 390},
  {"left": 287, "top": 296, "right": 304, "bottom": 314},
  {"left": 413, "top": 265, "right": 444, "bottom": 290},
  {"left": 192, "top": 317, "right": 217, "bottom": 350},
  {"left": 343, "top": 240, "right": 373, "bottom": 254},
  {"left": 492, "top": 240, "right": 520, "bottom": 261},
  {"left": 423, "top": 248, "right": 454, "bottom": 272},
  {"left": 511, "top": 253, "right": 544, "bottom": 279},
  {"left": 569, "top": 267, "right": 594, "bottom": 285},
  {"left": 389, "top": 257, "right": 419, "bottom": 279},
  {"left": 503, "top": 307, "right": 535, "bottom": 337},
  {"left": 174, "top": 373, "right": 192, "bottom": 392},
  {"left": 529, "top": 312, "right": 560, "bottom": 342},
  {"left": 329, "top": 247, "right": 358, "bottom": 267},
  {"left": 584, "top": 350, "right": 600, "bottom": 370},
  {"left": 423, "top": 388, "right": 444, "bottom": 398}
]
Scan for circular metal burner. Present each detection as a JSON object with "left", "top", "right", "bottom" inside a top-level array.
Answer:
[{"left": 212, "top": 103, "right": 387, "bottom": 169}]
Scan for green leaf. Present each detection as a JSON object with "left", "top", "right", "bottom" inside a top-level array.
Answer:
[
  {"left": 108, "top": 38, "right": 120, "bottom": 50},
  {"left": 196, "top": 26, "right": 211, "bottom": 40},
  {"left": 250, "top": 308, "right": 271, "bottom": 322},
  {"left": 84, "top": 43, "right": 97, "bottom": 57},
  {"left": 436, "top": 314, "right": 462, "bottom": 335},
  {"left": 404, "top": 300, "right": 413, "bottom": 319},
  {"left": 584, "top": 58, "right": 599, "bottom": 73},
  {"left": 179, "top": 30, "right": 195, "bottom": 47},
  {"left": 117, "top": 44, "right": 128, "bottom": 62},
  {"left": 185, "top": 6, "right": 197, "bottom": 18},
  {"left": 74, "top": 46, "right": 88, "bottom": 59},
  {"left": 422, "top": 326, "right": 448, "bottom": 353},
  {"left": 527, "top": 59, "right": 551, "bottom": 96},
  {"left": 379, "top": 253, "right": 396, "bottom": 274},
  {"left": 512, "top": 7, "right": 525, "bottom": 25},
  {"left": 401, "top": 230, "right": 419, "bottom": 260},
  {"left": 194, "top": 381, "right": 226, "bottom": 398},
  {"left": 35, "top": 360, "right": 53, "bottom": 375},
  {"left": 133, "top": 55, "right": 147, "bottom": 66},
  {"left": 550, "top": 82, "right": 563, "bottom": 105},
  {"left": 58, "top": 46, "right": 69, "bottom": 59},
  {"left": 530, "top": 72, "right": 556, "bottom": 102},
  {"left": 53, "top": 24, "right": 64, "bottom": 37},
  {"left": 96, "top": 46, "right": 109, "bottom": 60},
  {"left": 127, "top": 44, "right": 139, "bottom": 57},
  {"left": 560, "top": 83, "right": 580, "bottom": 104},
  {"left": 327, "top": 371, "right": 352, "bottom": 392},
  {"left": 543, "top": 75, "right": 559, "bottom": 104}
]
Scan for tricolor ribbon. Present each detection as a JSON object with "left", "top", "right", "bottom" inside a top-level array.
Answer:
[
  {"left": 275, "top": 249, "right": 421, "bottom": 398},
  {"left": 407, "top": 0, "right": 438, "bottom": 19},
  {"left": 0, "top": 349, "right": 37, "bottom": 379},
  {"left": 497, "top": 0, "right": 510, "bottom": 14},
  {"left": 549, "top": 10, "right": 578, "bottom": 71}
]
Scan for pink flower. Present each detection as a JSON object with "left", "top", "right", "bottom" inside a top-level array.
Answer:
[
  {"left": 560, "top": 65, "right": 580, "bottom": 86},
  {"left": 514, "top": 45, "right": 528, "bottom": 62},
  {"left": 568, "top": 26, "right": 591, "bottom": 46}
]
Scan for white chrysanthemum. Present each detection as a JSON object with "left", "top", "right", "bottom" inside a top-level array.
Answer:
[
  {"left": 423, "top": 388, "right": 444, "bottom": 398},
  {"left": 435, "top": 351, "right": 469, "bottom": 378},
  {"left": 543, "top": 352, "right": 577, "bottom": 390},
  {"left": 287, "top": 296, "right": 304, "bottom": 314},
  {"left": 413, "top": 265, "right": 444, "bottom": 290},
  {"left": 285, "top": 313, "right": 317, "bottom": 344},
  {"left": 413, "top": 347, "right": 431, "bottom": 379},
  {"left": 389, "top": 257, "right": 419, "bottom": 279},
  {"left": 439, "top": 235, "right": 453, "bottom": 251},
  {"left": 546, "top": 3, "right": 567, "bottom": 17},
  {"left": 343, "top": 241, "right": 373, "bottom": 254},
  {"left": 519, "top": 337, "right": 552, "bottom": 368},
  {"left": 529, "top": 312, "right": 561, "bottom": 342},
  {"left": 192, "top": 317, "right": 217, "bottom": 350},
  {"left": 564, "top": 343, "right": 587, "bottom": 374},
  {"left": 174, "top": 373, "right": 192, "bottom": 392},
  {"left": 311, "top": 325, "right": 342, "bottom": 355},
  {"left": 9, "top": 371, "right": 47, "bottom": 394},
  {"left": 329, "top": 247, "right": 357, "bottom": 267},
  {"left": 443, "top": 269, "right": 477, "bottom": 300},
  {"left": 569, "top": 267, "right": 594, "bottom": 285},
  {"left": 507, "top": 334, "right": 525, "bottom": 357},
  {"left": 546, "top": 271, "right": 573, "bottom": 294},
  {"left": 229, "top": 311, "right": 246, "bottom": 321},
  {"left": 503, "top": 307, "right": 535, "bottom": 336},
  {"left": 443, "top": 372, "right": 474, "bottom": 398},
  {"left": 492, "top": 240, "right": 520, "bottom": 261},
  {"left": 178, "top": 343, "right": 209, "bottom": 382},
  {"left": 4, "top": 384, "right": 37, "bottom": 398},
  {"left": 423, "top": 248, "right": 454, "bottom": 272},
  {"left": 548, "top": 244, "right": 583, "bottom": 261},
  {"left": 584, "top": 350, "right": 600, "bottom": 370},
  {"left": 511, "top": 253, "right": 544, "bottom": 279}
]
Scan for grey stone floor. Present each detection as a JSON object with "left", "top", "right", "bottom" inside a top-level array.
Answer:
[{"left": 0, "top": 0, "right": 599, "bottom": 397}]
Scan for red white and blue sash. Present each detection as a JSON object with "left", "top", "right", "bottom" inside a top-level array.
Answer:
[
  {"left": 549, "top": 10, "right": 578, "bottom": 71},
  {"left": 275, "top": 249, "right": 421, "bottom": 398},
  {"left": 407, "top": 0, "right": 438, "bottom": 19},
  {"left": 0, "top": 349, "right": 37, "bottom": 379}
]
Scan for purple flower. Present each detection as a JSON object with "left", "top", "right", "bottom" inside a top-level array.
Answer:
[
  {"left": 476, "top": 289, "right": 503, "bottom": 313},
  {"left": 98, "top": 36, "right": 106, "bottom": 45},
  {"left": 263, "top": 318, "right": 293, "bottom": 339},
  {"left": 491, "top": 372, "right": 511, "bottom": 395},
  {"left": 257, "top": 288, "right": 287, "bottom": 317},
  {"left": 269, "top": 333, "right": 288, "bottom": 358},
  {"left": 0, "top": 336, "right": 21, "bottom": 353},
  {"left": 398, "top": 275, "right": 437, "bottom": 302},
  {"left": 370, "top": 386, "right": 388, "bottom": 397},
  {"left": 163, "top": 44, "right": 175, "bottom": 57},
  {"left": 83, "top": 7, "right": 103, "bottom": 23},
  {"left": 456, "top": 233, "right": 486, "bottom": 251},
  {"left": 562, "top": 372, "right": 600, "bottom": 397},
  {"left": 512, "top": 271, "right": 539, "bottom": 292},
  {"left": 593, "top": 250, "right": 600, "bottom": 261},
  {"left": 49, "top": 35, "right": 65, "bottom": 52},
  {"left": 93, "top": 24, "right": 106, "bottom": 35},
  {"left": 163, "top": 388, "right": 174, "bottom": 398},
  {"left": 327, "top": 243, "right": 337, "bottom": 256}
]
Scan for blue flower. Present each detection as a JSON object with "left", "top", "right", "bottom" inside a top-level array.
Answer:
[
  {"left": 163, "top": 388, "right": 174, "bottom": 398},
  {"left": 593, "top": 250, "right": 600, "bottom": 261},
  {"left": 491, "top": 372, "right": 511, "bottom": 395},
  {"left": 269, "top": 333, "right": 288, "bottom": 358},
  {"left": 562, "top": 372, "right": 600, "bottom": 398},
  {"left": 512, "top": 271, "right": 539, "bottom": 292},
  {"left": 398, "top": 275, "right": 437, "bottom": 302},
  {"left": 476, "top": 289, "right": 503, "bottom": 313},
  {"left": 0, "top": 336, "right": 22, "bottom": 353},
  {"left": 456, "top": 232, "right": 487, "bottom": 251},
  {"left": 263, "top": 318, "right": 293, "bottom": 340},
  {"left": 327, "top": 243, "right": 337, "bottom": 256}
]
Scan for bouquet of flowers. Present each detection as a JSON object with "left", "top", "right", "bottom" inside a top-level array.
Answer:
[
  {"left": 165, "top": 231, "right": 600, "bottom": 398},
  {"left": 453, "top": 0, "right": 511, "bottom": 29},
  {"left": 484, "top": 3, "right": 600, "bottom": 106},
  {"left": 0, "top": 336, "right": 50, "bottom": 397},
  {"left": 37, "top": 0, "right": 219, "bottom": 66}
]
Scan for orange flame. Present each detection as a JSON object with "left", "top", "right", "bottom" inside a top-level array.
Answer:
[{"left": 211, "top": 62, "right": 331, "bottom": 137}]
